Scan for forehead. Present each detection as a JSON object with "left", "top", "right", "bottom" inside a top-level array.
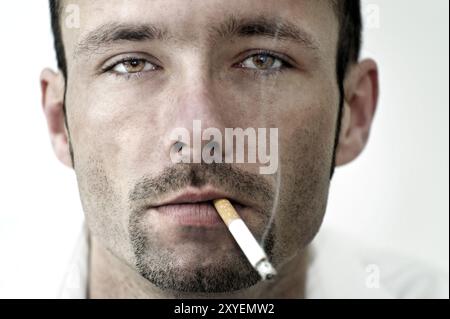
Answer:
[{"left": 60, "top": 0, "right": 338, "bottom": 60}]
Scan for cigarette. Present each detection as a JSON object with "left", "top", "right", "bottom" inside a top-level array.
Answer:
[{"left": 213, "top": 199, "right": 277, "bottom": 280}]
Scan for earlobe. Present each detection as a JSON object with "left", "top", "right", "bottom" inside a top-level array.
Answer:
[
  {"left": 335, "top": 59, "right": 379, "bottom": 167},
  {"left": 40, "top": 68, "right": 73, "bottom": 168}
]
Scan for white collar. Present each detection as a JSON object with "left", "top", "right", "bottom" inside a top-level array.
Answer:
[{"left": 59, "top": 224, "right": 89, "bottom": 299}]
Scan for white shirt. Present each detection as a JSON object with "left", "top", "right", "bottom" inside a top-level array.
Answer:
[{"left": 59, "top": 226, "right": 449, "bottom": 299}]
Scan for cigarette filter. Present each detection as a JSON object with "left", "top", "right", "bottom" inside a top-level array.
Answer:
[{"left": 213, "top": 199, "right": 277, "bottom": 280}]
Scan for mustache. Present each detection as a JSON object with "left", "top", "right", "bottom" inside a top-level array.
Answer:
[{"left": 128, "top": 163, "right": 275, "bottom": 213}]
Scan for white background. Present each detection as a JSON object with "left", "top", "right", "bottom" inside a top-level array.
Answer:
[{"left": 0, "top": 0, "right": 448, "bottom": 298}]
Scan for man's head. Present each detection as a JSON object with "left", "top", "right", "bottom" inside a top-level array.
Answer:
[{"left": 41, "top": 0, "right": 378, "bottom": 293}]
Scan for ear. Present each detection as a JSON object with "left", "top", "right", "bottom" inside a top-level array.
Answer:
[
  {"left": 40, "top": 68, "right": 73, "bottom": 168},
  {"left": 335, "top": 59, "right": 379, "bottom": 166}
]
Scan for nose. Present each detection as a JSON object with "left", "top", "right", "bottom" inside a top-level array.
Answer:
[{"left": 163, "top": 74, "right": 228, "bottom": 163}]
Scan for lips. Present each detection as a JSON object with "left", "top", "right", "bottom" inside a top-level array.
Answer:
[
  {"left": 156, "top": 203, "right": 223, "bottom": 226},
  {"left": 154, "top": 189, "right": 246, "bottom": 207},
  {"left": 150, "top": 188, "right": 248, "bottom": 228}
]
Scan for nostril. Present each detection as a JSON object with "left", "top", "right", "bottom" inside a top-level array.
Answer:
[
  {"left": 169, "top": 140, "right": 188, "bottom": 164},
  {"left": 172, "top": 141, "right": 185, "bottom": 154}
]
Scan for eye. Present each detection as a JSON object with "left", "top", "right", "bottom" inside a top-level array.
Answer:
[
  {"left": 238, "top": 52, "right": 289, "bottom": 71},
  {"left": 111, "top": 58, "right": 158, "bottom": 74}
]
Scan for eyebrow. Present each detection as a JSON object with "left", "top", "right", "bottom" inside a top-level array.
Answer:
[
  {"left": 74, "top": 22, "right": 169, "bottom": 58},
  {"left": 211, "top": 16, "right": 320, "bottom": 51},
  {"left": 74, "top": 16, "right": 319, "bottom": 58}
]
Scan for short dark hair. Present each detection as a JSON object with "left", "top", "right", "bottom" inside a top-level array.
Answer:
[
  {"left": 49, "top": 0, "right": 66, "bottom": 78},
  {"left": 334, "top": 0, "right": 362, "bottom": 93}
]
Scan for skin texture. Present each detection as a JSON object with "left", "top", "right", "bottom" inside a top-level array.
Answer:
[{"left": 40, "top": 0, "right": 378, "bottom": 298}]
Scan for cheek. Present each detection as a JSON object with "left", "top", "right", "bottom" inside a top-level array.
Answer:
[
  {"left": 67, "top": 82, "right": 165, "bottom": 179},
  {"left": 270, "top": 99, "right": 338, "bottom": 262},
  {"left": 75, "top": 155, "right": 137, "bottom": 265},
  {"left": 66, "top": 82, "right": 163, "bottom": 265}
]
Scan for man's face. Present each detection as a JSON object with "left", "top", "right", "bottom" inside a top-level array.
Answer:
[{"left": 62, "top": 0, "right": 339, "bottom": 292}]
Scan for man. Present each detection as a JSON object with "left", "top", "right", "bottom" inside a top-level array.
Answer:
[{"left": 40, "top": 0, "right": 446, "bottom": 298}]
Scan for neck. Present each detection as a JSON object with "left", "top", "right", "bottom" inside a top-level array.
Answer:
[{"left": 88, "top": 236, "right": 309, "bottom": 299}]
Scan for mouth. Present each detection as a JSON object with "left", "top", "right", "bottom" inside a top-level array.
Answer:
[{"left": 149, "top": 188, "right": 250, "bottom": 228}]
